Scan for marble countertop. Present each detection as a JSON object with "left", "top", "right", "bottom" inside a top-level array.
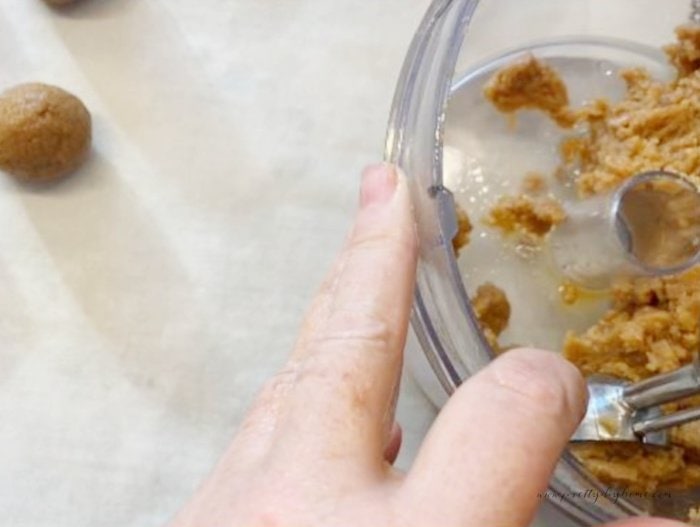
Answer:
[{"left": 0, "top": 1, "right": 436, "bottom": 525}]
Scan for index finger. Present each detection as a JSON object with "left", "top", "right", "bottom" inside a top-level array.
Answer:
[{"left": 269, "top": 164, "right": 418, "bottom": 469}]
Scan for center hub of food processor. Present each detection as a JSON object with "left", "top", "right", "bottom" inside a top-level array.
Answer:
[
  {"left": 551, "top": 171, "right": 700, "bottom": 288},
  {"left": 614, "top": 171, "right": 700, "bottom": 273}
]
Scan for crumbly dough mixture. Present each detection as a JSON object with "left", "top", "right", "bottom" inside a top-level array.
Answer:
[
  {"left": 452, "top": 203, "right": 472, "bottom": 255},
  {"left": 485, "top": 194, "right": 566, "bottom": 238},
  {"left": 565, "top": 270, "right": 700, "bottom": 491},
  {"left": 569, "top": 442, "right": 694, "bottom": 493},
  {"left": 666, "top": 25, "right": 700, "bottom": 77},
  {"left": 0, "top": 83, "right": 91, "bottom": 182},
  {"left": 563, "top": 271, "right": 700, "bottom": 382},
  {"left": 477, "top": 25, "right": 700, "bottom": 493},
  {"left": 561, "top": 67, "right": 700, "bottom": 196},
  {"left": 471, "top": 282, "right": 511, "bottom": 350},
  {"left": 485, "top": 27, "right": 700, "bottom": 198},
  {"left": 483, "top": 55, "right": 576, "bottom": 128},
  {"left": 452, "top": 208, "right": 510, "bottom": 351}
]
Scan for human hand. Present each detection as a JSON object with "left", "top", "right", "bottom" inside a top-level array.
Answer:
[{"left": 170, "top": 164, "right": 684, "bottom": 527}]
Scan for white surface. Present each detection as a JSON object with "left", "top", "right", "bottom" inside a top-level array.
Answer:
[{"left": 0, "top": 1, "right": 436, "bottom": 525}]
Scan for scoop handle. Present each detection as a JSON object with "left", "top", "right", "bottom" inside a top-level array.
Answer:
[
  {"left": 633, "top": 406, "right": 700, "bottom": 435},
  {"left": 623, "top": 357, "right": 700, "bottom": 410}
]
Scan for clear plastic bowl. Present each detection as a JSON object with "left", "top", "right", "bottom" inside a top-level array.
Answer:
[{"left": 385, "top": 0, "right": 697, "bottom": 524}]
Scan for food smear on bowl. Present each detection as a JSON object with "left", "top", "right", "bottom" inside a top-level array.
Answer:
[
  {"left": 521, "top": 171, "right": 548, "bottom": 194},
  {"left": 455, "top": 24, "right": 700, "bottom": 497},
  {"left": 452, "top": 203, "right": 473, "bottom": 255},
  {"left": 471, "top": 282, "right": 511, "bottom": 351},
  {"left": 558, "top": 281, "right": 582, "bottom": 305}
]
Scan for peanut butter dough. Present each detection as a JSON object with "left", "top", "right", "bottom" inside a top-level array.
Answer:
[
  {"left": 482, "top": 26, "right": 700, "bottom": 493},
  {"left": 0, "top": 83, "right": 91, "bottom": 182},
  {"left": 569, "top": 442, "right": 691, "bottom": 493},
  {"left": 561, "top": 67, "right": 700, "bottom": 196},
  {"left": 665, "top": 25, "right": 700, "bottom": 77},
  {"left": 471, "top": 282, "right": 511, "bottom": 351},
  {"left": 483, "top": 55, "right": 576, "bottom": 128},
  {"left": 485, "top": 194, "right": 566, "bottom": 238},
  {"left": 564, "top": 270, "right": 700, "bottom": 491},
  {"left": 452, "top": 203, "right": 473, "bottom": 255}
]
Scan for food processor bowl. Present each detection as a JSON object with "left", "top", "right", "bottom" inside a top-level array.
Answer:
[{"left": 385, "top": 0, "right": 696, "bottom": 523}]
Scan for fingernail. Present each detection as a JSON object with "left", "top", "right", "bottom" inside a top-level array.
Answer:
[{"left": 360, "top": 163, "right": 398, "bottom": 208}]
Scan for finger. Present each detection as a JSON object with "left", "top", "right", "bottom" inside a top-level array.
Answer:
[
  {"left": 383, "top": 422, "right": 402, "bottom": 465},
  {"left": 269, "top": 163, "right": 417, "bottom": 469},
  {"left": 403, "top": 349, "right": 587, "bottom": 527},
  {"left": 291, "top": 163, "right": 415, "bottom": 362},
  {"left": 226, "top": 225, "right": 359, "bottom": 469}
]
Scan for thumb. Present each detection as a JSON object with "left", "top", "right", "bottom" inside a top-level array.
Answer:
[
  {"left": 402, "top": 349, "right": 587, "bottom": 527},
  {"left": 604, "top": 518, "right": 689, "bottom": 527}
]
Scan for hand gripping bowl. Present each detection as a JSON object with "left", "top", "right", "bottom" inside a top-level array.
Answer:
[{"left": 385, "top": 0, "right": 700, "bottom": 524}]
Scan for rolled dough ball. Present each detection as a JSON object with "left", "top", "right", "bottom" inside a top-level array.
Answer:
[{"left": 0, "top": 83, "right": 91, "bottom": 182}]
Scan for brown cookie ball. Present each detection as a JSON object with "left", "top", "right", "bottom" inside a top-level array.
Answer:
[{"left": 0, "top": 83, "right": 91, "bottom": 182}]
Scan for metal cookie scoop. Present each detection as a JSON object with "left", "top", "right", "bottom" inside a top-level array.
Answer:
[
  {"left": 551, "top": 170, "right": 700, "bottom": 288},
  {"left": 571, "top": 358, "right": 700, "bottom": 446}
]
